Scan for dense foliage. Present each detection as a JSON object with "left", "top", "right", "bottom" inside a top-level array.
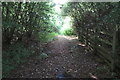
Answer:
[
  {"left": 62, "top": 2, "right": 120, "bottom": 39},
  {"left": 2, "top": 2, "right": 58, "bottom": 45},
  {"left": 2, "top": 2, "right": 58, "bottom": 77}
]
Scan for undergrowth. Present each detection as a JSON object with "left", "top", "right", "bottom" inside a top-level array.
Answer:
[
  {"left": 62, "top": 28, "right": 76, "bottom": 36},
  {"left": 2, "top": 42, "right": 35, "bottom": 78},
  {"left": 36, "top": 32, "right": 58, "bottom": 42},
  {"left": 3, "top": 32, "right": 58, "bottom": 77}
]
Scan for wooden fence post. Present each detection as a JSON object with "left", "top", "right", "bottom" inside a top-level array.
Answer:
[
  {"left": 93, "top": 26, "right": 98, "bottom": 55},
  {"left": 112, "top": 30, "right": 117, "bottom": 73},
  {"left": 85, "top": 27, "right": 88, "bottom": 46}
]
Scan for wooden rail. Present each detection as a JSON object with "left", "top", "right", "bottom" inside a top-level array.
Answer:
[{"left": 79, "top": 26, "right": 120, "bottom": 75}]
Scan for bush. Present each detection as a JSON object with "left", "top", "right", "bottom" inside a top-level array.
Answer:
[
  {"left": 2, "top": 42, "right": 35, "bottom": 77},
  {"left": 63, "top": 28, "right": 75, "bottom": 36},
  {"left": 36, "top": 32, "right": 58, "bottom": 42}
]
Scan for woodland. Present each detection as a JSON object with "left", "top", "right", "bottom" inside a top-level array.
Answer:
[{"left": 2, "top": 2, "right": 120, "bottom": 78}]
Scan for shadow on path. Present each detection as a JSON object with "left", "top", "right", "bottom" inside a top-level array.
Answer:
[{"left": 10, "top": 35, "right": 113, "bottom": 78}]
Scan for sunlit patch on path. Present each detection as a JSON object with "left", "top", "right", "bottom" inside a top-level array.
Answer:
[{"left": 57, "top": 35, "right": 78, "bottom": 40}]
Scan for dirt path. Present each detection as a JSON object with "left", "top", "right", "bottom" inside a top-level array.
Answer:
[{"left": 10, "top": 35, "right": 113, "bottom": 78}]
